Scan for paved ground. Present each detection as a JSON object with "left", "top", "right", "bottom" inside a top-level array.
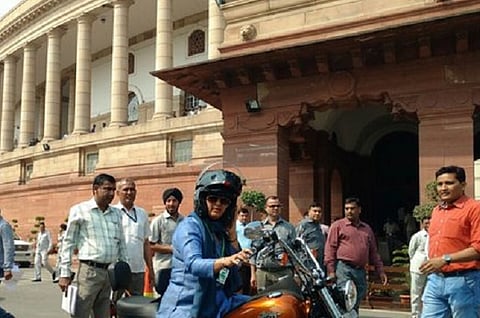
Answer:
[{"left": 0, "top": 266, "right": 410, "bottom": 317}]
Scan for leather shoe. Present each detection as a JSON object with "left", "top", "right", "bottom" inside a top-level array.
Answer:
[{"left": 32, "top": 279, "right": 42, "bottom": 282}]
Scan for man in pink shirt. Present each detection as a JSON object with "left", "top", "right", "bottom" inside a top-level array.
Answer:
[{"left": 325, "top": 197, "right": 387, "bottom": 311}]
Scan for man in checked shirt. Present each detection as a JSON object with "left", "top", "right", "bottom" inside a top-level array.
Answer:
[{"left": 58, "top": 173, "right": 127, "bottom": 318}]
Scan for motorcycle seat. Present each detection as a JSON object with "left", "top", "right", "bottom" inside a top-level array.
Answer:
[{"left": 116, "top": 295, "right": 159, "bottom": 318}]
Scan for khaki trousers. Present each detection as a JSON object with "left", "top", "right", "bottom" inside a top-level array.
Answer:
[{"left": 73, "top": 263, "right": 111, "bottom": 318}]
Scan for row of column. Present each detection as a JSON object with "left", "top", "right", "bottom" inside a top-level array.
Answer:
[{"left": 0, "top": 0, "right": 226, "bottom": 152}]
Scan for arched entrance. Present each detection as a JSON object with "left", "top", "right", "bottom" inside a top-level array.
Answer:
[{"left": 371, "top": 131, "right": 419, "bottom": 241}]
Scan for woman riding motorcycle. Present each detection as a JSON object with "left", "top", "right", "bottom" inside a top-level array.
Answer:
[{"left": 156, "top": 169, "right": 252, "bottom": 318}]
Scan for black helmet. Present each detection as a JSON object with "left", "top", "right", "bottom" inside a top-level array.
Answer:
[{"left": 194, "top": 169, "right": 243, "bottom": 225}]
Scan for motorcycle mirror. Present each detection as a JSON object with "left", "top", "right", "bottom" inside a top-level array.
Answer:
[{"left": 244, "top": 221, "right": 263, "bottom": 239}]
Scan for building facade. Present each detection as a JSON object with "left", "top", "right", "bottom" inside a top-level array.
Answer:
[
  {"left": 3, "top": 0, "right": 480, "bottom": 241},
  {"left": 0, "top": 0, "right": 225, "bottom": 240},
  {"left": 154, "top": 0, "right": 480, "bottom": 232}
]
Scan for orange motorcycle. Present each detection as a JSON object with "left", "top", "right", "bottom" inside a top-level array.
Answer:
[
  {"left": 224, "top": 222, "right": 358, "bottom": 318},
  {"left": 111, "top": 222, "right": 357, "bottom": 318}
]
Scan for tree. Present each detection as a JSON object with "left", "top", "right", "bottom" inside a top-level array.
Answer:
[
  {"left": 240, "top": 190, "right": 266, "bottom": 212},
  {"left": 412, "top": 181, "right": 438, "bottom": 221}
]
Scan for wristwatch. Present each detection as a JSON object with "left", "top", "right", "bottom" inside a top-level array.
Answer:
[{"left": 442, "top": 254, "right": 452, "bottom": 265}]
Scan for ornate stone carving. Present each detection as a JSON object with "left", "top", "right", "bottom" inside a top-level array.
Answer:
[
  {"left": 328, "top": 71, "right": 355, "bottom": 98},
  {"left": 277, "top": 110, "right": 299, "bottom": 127},
  {"left": 240, "top": 24, "right": 257, "bottom": 42}
]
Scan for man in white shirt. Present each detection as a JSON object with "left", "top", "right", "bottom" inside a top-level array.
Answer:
[
  {"left": 408, "top": 216, "right": 430, "bottom": 318},
  {"left": 236, "top": 207, "right": 252, "bottom": 295},
  {"left": 32, "top": 222, "right": 54, "bottom": 282},
  {"left": 149, "top": 187, "right": 184, "bottom": 295},
  {"left": 114, "top": 178, "right": 154, "bottom": 297}
]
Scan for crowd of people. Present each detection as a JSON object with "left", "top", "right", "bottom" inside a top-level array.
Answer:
[{"left": 0, "top": 164, "right": 479, "bottom": 318}]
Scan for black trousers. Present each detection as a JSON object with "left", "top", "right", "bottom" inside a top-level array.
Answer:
[{"left": 239, "top": 263, "right": 252, "bottom": 295}]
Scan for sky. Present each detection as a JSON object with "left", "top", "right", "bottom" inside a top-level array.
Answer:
[{"left": 0, "top": 0, "right": 22, "bottom": 19}]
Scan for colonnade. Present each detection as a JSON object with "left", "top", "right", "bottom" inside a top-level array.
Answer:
[{"left": 0, "top": 0, "right": 225, "bottom": 152}]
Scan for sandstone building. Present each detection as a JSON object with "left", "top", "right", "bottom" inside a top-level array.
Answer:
[{"left": 2, "top": 0, "right": 480, "bottom": 240}]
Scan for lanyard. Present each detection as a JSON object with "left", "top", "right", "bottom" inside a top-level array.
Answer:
[{"left": 122, "top": 208, "right": 137, "bottom": 223}]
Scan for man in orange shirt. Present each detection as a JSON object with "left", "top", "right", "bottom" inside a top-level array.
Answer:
[{"left": 419, "top": 165, "right": 480, "bottom": 317}]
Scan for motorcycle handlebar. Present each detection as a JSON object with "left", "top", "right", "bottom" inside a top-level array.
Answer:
[{"left": 251, "top": 228, "right": 325, "bottom": 281}]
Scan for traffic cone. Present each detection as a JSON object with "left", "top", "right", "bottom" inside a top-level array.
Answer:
[{"left": 144, "top": 266, "right": 154, "bottom": 298}]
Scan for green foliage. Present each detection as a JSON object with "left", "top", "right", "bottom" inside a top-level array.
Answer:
[
  {"left": 30, "top": 229, "right": 38, "bottom": 235},
  {"left": 240, "top": 190, "right": 266, "bottom": 212},
  {"left": 35, "top": 216, "right": 45, "bottom": 221},
  {"left": 413, "top": 181, "right": 439, "bottom": 222},
  {"left": 11, "top": 219, "right": 18, "bottom": 223},
  {"left": 391, "top": 245, "right": 411, "bottom": 291},
  {"left": 391, "top": 245, "right": 409, "bottom": 267}
]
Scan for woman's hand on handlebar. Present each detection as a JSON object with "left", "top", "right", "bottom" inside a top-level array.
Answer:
[
  {"left": 226, "top": 249, "right": 253, "bottom": 267},
  {"left": 214, "top": 249, "right": 253, "bottom": 273}
]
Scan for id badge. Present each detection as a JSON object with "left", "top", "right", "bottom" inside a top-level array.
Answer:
[{"left": 217, "top": 267, "right": 230, "bottom": 285}]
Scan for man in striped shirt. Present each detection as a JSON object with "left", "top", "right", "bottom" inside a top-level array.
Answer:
[{"left": 58, "top": 173, "right": 127, "bottom": 318}]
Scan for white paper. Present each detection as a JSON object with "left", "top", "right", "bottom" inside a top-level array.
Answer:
[
  {"left": 61, "top": 285, "right": 78, "bottom": 315},
  {"left": 2, "top": 264, "right": 22, "bottom": 291}
]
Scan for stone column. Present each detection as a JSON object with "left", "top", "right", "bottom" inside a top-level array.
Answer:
[
  {"left": 73, "top": 14, "right": 94, "bottom": 134},
  {"left": 417, "top": 91, "right": 475, "bottom": 199},
  {"left": 109, "top": 0, "right": 133, "bottom": 127},
  {"left": 223, "top": 108, "right": 291, "bottom": 219},
  {"left": 43, "top": 27, "right": 66, "bottom": 141},
  {"left": 0, "top": 64, "right": 4, "bottom": 136},
  {"left": 0, "top": 55, "right": 18, "bottom": 152},
  {"left": 19, "top": 43, "right": 38, "bottom": 148},
  {"left": 152, "top": 0, "right": 173, "bottom": 119},
  {"left": 37, "top": 88, "right": 45, "bottom": 140},
  {"left": 67, "top": 74, "right": 75, "bottom": 134},
  {"left": 208, "top": 0, "right": 225, "bottom": 60}
]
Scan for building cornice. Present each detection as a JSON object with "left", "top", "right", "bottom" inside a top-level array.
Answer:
[{"left": 0, "top": 0, "right": 109, "bottom": 59}]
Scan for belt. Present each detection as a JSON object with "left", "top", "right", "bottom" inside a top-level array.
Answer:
[
  {"left": 437, "top": 269, "right": 479, "bottom": 278},
  {"left": 80, "top": 260, "right": 110, "bottom": 269},
  {"left": 339, "top": 260, "right": 365, "bottom": 270}
]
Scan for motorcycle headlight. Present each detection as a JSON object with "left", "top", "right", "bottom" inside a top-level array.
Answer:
[{"left": 343, "top": 280, "right": 357, "bottom": 312}]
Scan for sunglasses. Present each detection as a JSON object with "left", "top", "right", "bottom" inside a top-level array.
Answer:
[
  {"left": 206, "top": 195, "right": 231, "bottom": 206},
  {"left": 267, "top": 205, "right": 281, "bottom": 208}
]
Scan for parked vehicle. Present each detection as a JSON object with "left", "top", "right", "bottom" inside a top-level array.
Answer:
[{"left": 13, "top": 233, "right": 34, "bottom": 267}]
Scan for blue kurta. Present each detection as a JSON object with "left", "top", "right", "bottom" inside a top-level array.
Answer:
[{"left": 157, "top": 212, "right": 249, "bottom": 318}]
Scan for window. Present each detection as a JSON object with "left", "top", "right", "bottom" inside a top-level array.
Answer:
[
  {"left": 128, "top": 53, "right": 135, "bottom": 74},
  {"left": 86, "top": 152, "right": 99, "bottom": 174},
  {"left": 26, "top": 163, "right": 33, "bottom": 181},
  {"left": 184, "top": 92, "right": 206, "bottom": 116},
  {"left": 19, "top": 161, "right": 33, "bottom": 184},
  {"left": 188, "top": 30, "right": 205, "bottom": 56},
  {"left": 173, "top": 139, "right": 192, "bottom": 163}
]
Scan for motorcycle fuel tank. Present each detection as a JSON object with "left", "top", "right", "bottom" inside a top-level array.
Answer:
[{"left": 225, "top": 291, "right": 309, "bottom": 318}]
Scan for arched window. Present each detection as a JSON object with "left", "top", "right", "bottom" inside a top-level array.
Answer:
[
  {"left": 188, "top": 30, "right": 205, "bottom": 56},
  {"left": 128, "top": 91, "right": 139, "bottom": 122},
  {"left": 128, "top": 53, "right": 135, "bottom": 74}
]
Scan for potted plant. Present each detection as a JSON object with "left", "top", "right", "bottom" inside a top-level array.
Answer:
[
  {"left": 240, "top": 190, "right": 266, "bottom": 221},
  {"left": 391, "top": 245, "right": 411, "bottom": 304}
]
